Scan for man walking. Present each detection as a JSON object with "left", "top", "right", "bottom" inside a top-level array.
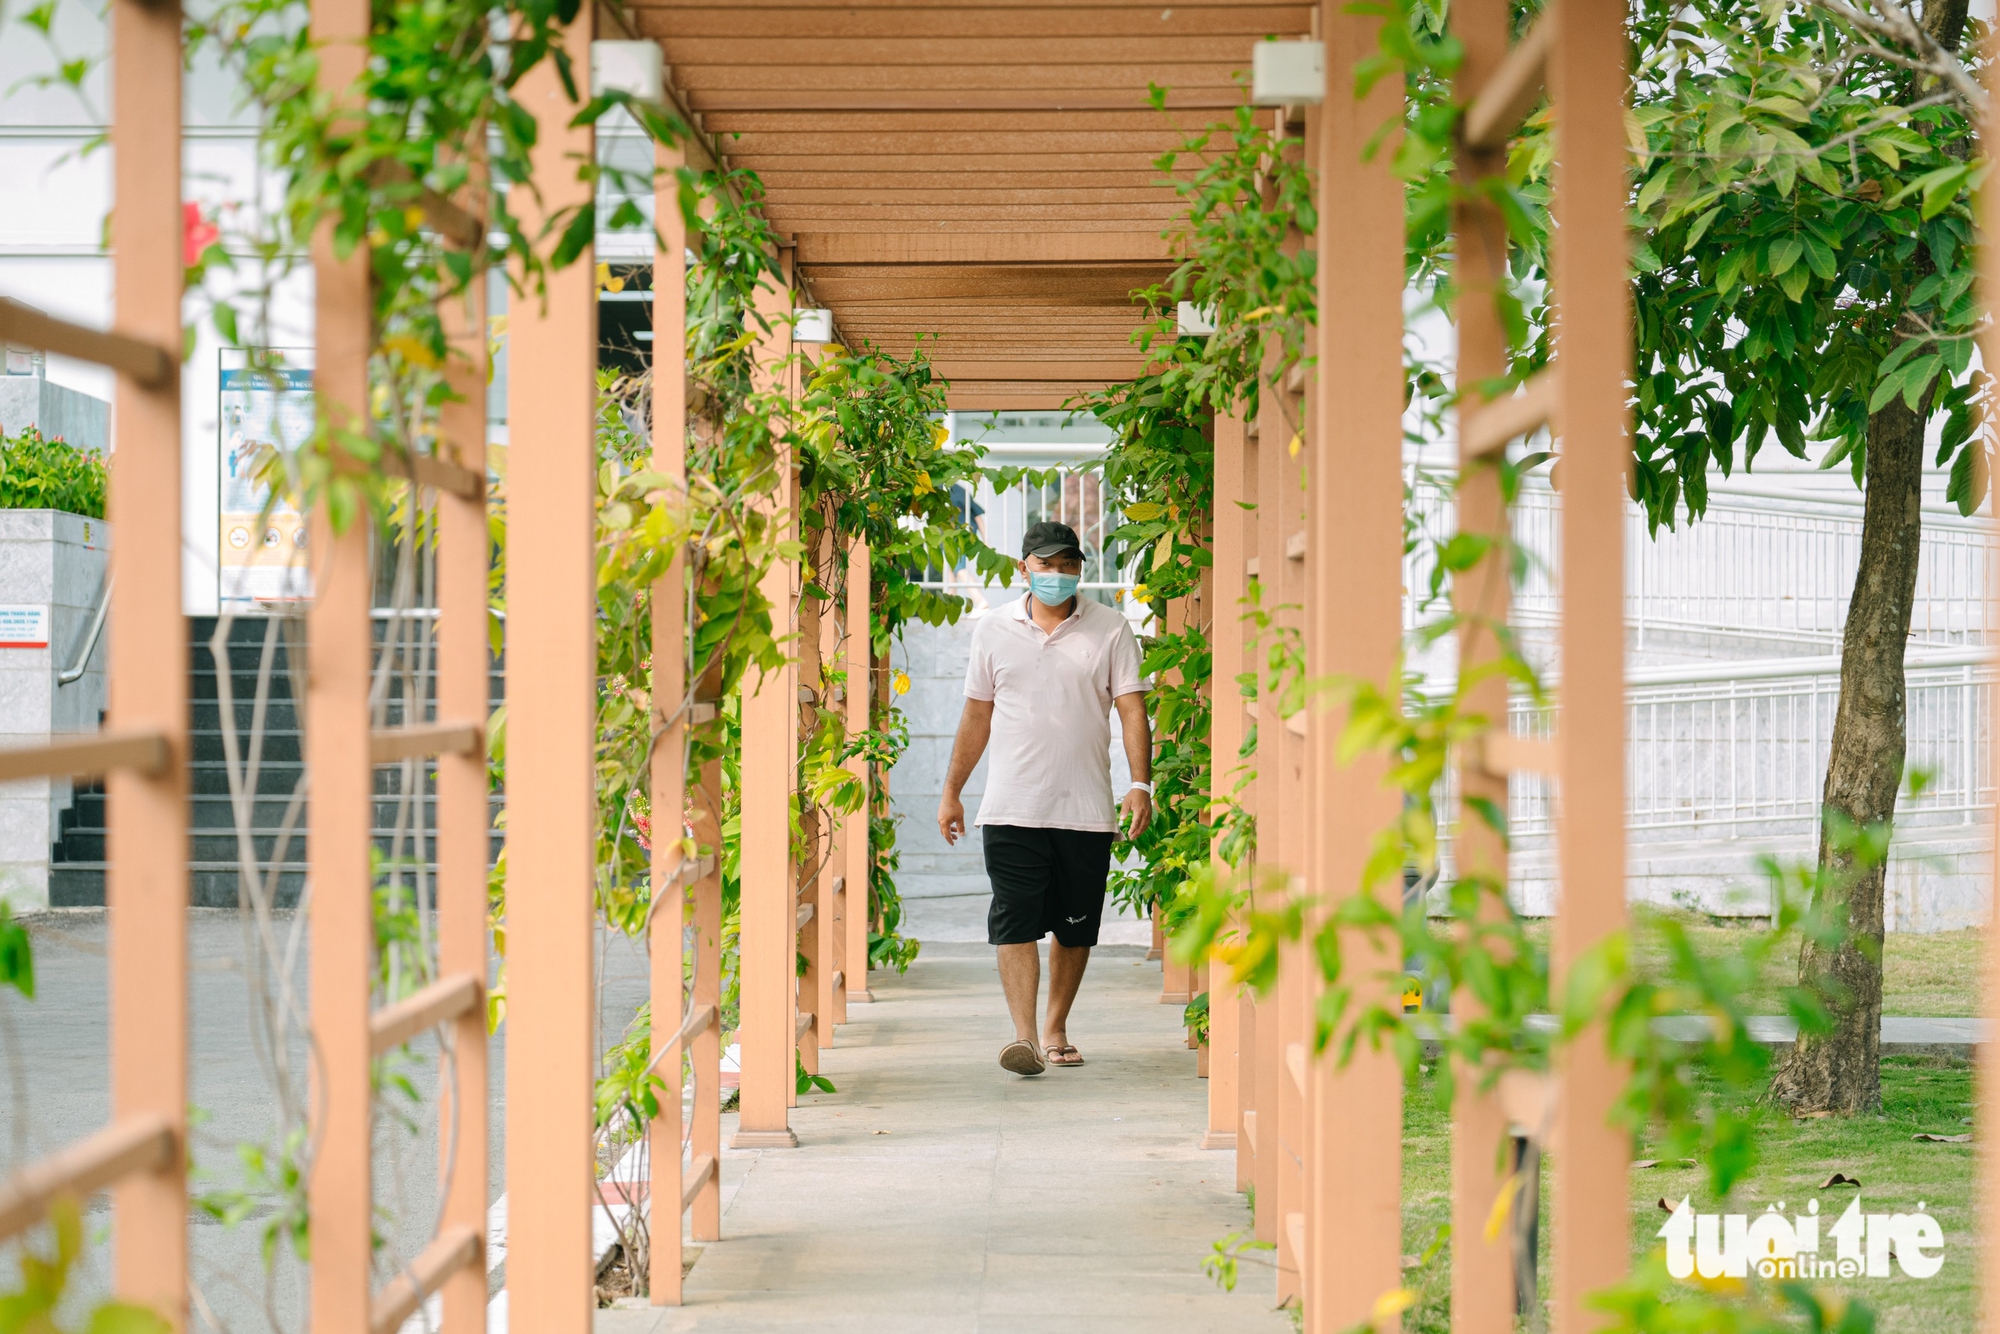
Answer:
[{"left": 937, "top": 520, "right": 1153, "bottom": 1076}]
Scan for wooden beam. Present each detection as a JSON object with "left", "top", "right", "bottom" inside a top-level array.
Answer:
[
  {"left": 713, "top": 130, "right": 1191, "bottom": 155},
  {"left": 1461, "top": 5, "right": 1553, "bottom": 151},
  {"left": 0, "top": 1116, "right": 176, "bottom": 1244},
  {"left": 370, "top": 972, "right": 484, "bottom": 1055},
  {"left": 733, "top": 151, "right": 1192, "bottom": 172},
  {"left": 656, "top": 36, "right": 1272, "bottom": 63},
  {"left": 0, "top": 729, "right": 169, "bottom": 783},
  {"left": 929, "top": 358, "right": 1151, "bottom": 381},
  {"left": 701, "top": 108, "right": 1229, "bottom": 132},
  {"left": 784, "top": 187, "right": 1172, "bottom": 204},
  {"left": 944, "top": 386, "right": 1117, "bottom": 409},
  {"left": 368, "top": 1226, "right": 482, "bottom": 1334},
  {"left": 754, "top": 168, "right": 1187, "bottom": 188},
  {"left": 0, "top": 298, "right": 174, "bottom": 388},
  {"left": 685, "top": 88, "right": 1243, "bottom": 111},
  {"left": 797, "top": 235, "right": 1176, "bottom": 267},
  {"left": 770, "top": 204, "right": 1182, "bottom": 223},
  {"left": 369, "top": 720, "right": 484, "bottom": 764},
  {"left": 629, "top": 4, "right": 1312, "bottom": 38},
  {"left": 360, "top": 160, "right": 484, "bottom": 250},
  {"left": 672, "top": 63, "right": 1243, "bottom": 93}
]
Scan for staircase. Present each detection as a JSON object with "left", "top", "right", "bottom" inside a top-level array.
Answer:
[{"left": 49, "top": 615, "right": 500, "bottom": 907}]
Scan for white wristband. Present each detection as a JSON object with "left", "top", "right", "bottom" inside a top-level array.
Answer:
[{"left": 1127, "top": 782, "right": 1153, "bottom": 796}]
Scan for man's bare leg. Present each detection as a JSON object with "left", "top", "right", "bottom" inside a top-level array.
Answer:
[
  {"left": 997, "top": 941, "right": 1041, "bottom": 1044},
  {"left": 1043, "top": 942, "right": 1091, "bottom": 1052}
]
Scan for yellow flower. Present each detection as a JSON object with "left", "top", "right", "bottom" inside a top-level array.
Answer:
[
  {"left": 1371, "top": 1288, "right": 1416, "bottom": 1324},
  {"left": 891, "top": 671, "right": 911, "bottom": 696}
]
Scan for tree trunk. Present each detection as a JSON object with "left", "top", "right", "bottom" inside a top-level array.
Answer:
[{"left": 1766, "top": 393, "right": 1925, "bottom": 1115}]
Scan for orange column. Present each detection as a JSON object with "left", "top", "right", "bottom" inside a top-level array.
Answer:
[
  {"left": 815, "top": 524, "right": 841, "bottom": 1041},
  {"left": 845, "top": 542, "right": 876, "bottom": 1004},
  {"left": 106, "top": 0, "right": 188, "bottom": 1322},
  {"left": 1253, "top": 354, "right": 1291, "bottom": 1278},
  {"left": 690, "top": 756, "right": 725, "bottom": 1238},
  {"left": 734, "top": 263, "right": 799, "bottom": 1146},
  {"left": 1449, "top": 0, "right": 1524, "bottom": 1326},
  {"left": 648, "top": 138, "right": 690, "bottom": 1303},
  {"left": 505, "top": 12, "right": 598, "bottom": 1329},
  {"left": 1980, "top": 39, "right": 2000, "bottom": 1334},
  {"left": 1235, "top": 418, "right": 1262, "bottom": 1199},
  {"left": 796, "top": 509, "right": 825, "bottom": 1081},
  {"left": 1247, "top": 410, "right": 1278, "bottom": 1239},
  {"left": 437, "top": 239, "right": 491, "bottom": 1334},
  {"left": 1550, "top": 3, "right": 1634, "bottom": 1329},
  {"left": 1306, "top": 5, "right": 1405, "bottom": 1325},
  {"left": 1159, "top": 593, "right": 1193, "bottom": 1007},
  {"left": 303, "top": 0, "right": 374, "bottom": 1324},
  {"left": 1204, "top": 408, "right": 1247, "bottom": 1155},
  {"left": 1266, "top": 148, "right": 1313, "bottom": 1295}
]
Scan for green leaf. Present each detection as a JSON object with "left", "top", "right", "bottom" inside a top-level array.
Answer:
[
  {"left": 1766, "top": 236, "right": 1803, "bottom": 278},
  {"left": 0, "top": 903, "right": 32, "bottom": 998}
]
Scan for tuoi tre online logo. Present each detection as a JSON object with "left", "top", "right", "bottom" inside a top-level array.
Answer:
[{"left": 1659, "top": 1196, "right": 1945, "bottom": 1281}]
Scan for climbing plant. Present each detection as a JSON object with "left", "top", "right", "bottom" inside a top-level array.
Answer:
[{"left": 1105, "top": 1, "right": 1918, "bottom": 1325}]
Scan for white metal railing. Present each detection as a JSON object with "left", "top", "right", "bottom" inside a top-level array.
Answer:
[
  {"left": 1493, "top": 658, "right": 1995, "bottom": 842},
  {"left": 1407, "top": 474, "right": 1997, "bottom": 650},
  {"left": 914, "top": 465, "right": 1138, "bottom": 605}
]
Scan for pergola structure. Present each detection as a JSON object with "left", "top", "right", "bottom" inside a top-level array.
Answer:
[
  {"left": 6, "top": 2, "right": 2000, "bottom": 1334},
  {"left": 608, "top": 0, "right": 1313, "bottom": 409}
]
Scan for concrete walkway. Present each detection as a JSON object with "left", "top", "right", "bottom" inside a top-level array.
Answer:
[{"left": 605, "top": 941, "right": 1288, "bottom": 1334}]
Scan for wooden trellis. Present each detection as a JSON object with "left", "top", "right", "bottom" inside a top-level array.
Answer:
[{"left": 9, "top": 1, "right": 2000, "bottom": 1333}]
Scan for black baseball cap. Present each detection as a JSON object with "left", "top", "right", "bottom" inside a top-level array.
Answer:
[{"left": 1022, "top": 520, "right": 1086, "bottom": 560}]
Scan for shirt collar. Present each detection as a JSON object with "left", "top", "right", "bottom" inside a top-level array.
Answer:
[{"left": 1010, "top": 592, "right": 1084, "bottom": 634}]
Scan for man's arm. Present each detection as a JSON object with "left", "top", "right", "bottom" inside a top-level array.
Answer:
[
  {"left": 938, "top": 697, "right": 994, "bottom": 846},
  {"left": 1114, "top": 690, "right": 1153, "bottom": 839}
]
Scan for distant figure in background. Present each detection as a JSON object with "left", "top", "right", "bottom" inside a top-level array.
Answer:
[{"left": 937, "top": 520, "right": 1153, "bottom": 1077}]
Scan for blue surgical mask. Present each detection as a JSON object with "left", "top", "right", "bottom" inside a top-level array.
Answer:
[{"left": 1029, "top": 571, "right": 1080, "bottom": 607}]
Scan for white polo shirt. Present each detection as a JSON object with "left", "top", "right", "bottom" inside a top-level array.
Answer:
[{"left": 964, "top": 594, "right": 1148, "bottom": 832}]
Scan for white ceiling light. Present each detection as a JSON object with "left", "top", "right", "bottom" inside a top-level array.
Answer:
[
  {"left": 591, "top": 41, "right": 662, "bottom": 101},
  {"left": 794, "top": 309, "right": 836, "bottom": 343},
  {"left": 1251, "top": 40, "right": 1324, "bottom": 106},
  {"left": 1176, "top": 302, "right": 1217, "bottom": 336}
]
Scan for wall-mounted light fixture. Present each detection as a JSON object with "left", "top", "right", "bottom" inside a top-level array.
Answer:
[
  {"left": 591, "top": 41, "right": 663, "bottom": 101},
  {"left": 1176, "top": 302, "right": 1218, "bottom": 336},
  {"left": 794, "top": 309, "right": 836, "bottom": 343},
  {"left": 1251, "top": 40, "right": 1324, "bottom": 106}
]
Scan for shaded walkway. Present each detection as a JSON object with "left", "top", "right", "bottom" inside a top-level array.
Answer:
[{"left": 607, "top": 942, "right": 1285, "bottom": 1333}]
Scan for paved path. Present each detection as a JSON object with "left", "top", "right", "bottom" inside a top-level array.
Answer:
[{"left": 604, "top": 941, "right": 1287, "bottom": 1334}]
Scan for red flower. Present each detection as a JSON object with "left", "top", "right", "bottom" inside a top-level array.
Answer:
[{"left": 183, "top": 202, "right": 219, "bottom": 269}]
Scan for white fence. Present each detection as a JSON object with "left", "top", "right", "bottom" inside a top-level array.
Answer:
[
  {"left": 1408, "top": 475, "right": 1998, "bottom": 651},
  {"left": 916, "top": 466, "right": 1136, "bottom": 604},
  {"left": 1504, "top": 658, "right": 1994, "bottom": 844}
]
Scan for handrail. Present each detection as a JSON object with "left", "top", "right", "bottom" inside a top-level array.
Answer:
[
  {"left": 0, "top": 1114, "right": 176, "bottom": 1243},
  {"left": 56, "top": 573, "right": 112, "bottom": 686}
]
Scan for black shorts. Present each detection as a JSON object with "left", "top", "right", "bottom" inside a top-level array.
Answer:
[{"left": 982, "top": 824, "right": 1116, "bottom": 948}]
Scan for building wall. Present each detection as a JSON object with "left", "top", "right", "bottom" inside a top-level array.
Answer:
[{"left": 0, "top": 507, "right": 109, "bottom": 909}]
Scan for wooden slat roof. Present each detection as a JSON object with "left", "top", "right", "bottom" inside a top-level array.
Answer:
[{"left": 614, "top": 0, "right": 1312, "bottom": 407}]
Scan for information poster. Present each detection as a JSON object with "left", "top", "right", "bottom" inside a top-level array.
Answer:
[{"left": 218, "top": 351, "right": 313, "bottom": 608}]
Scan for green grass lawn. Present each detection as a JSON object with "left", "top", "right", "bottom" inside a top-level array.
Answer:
[
  {"left": 1396, "top": 1056, "right": 1976, "bottom": 1333},
  {"left": 1524, "top": 919, "right": 1983, "bottom": 1017}
]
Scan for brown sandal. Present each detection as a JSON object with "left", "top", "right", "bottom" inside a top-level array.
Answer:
[
  {"left": 1000, "top": 1039, "right": 1046, "bottom": 1076},
  {"left": 1045, "top": 1044, "right": 1084, "bottom": 1067}
]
